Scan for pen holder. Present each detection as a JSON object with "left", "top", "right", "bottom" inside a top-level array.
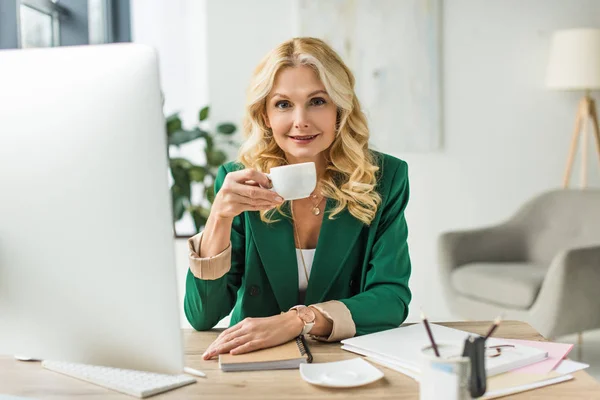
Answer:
[{"left": 420, "top": 344, "right": 472, "bottom": 400}]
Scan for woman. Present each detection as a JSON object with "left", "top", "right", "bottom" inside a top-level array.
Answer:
[{"left": 184, "top": 37, "right": 411, "bottom": 360}]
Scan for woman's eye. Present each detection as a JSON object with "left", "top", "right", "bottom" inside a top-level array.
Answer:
[
  {"left": 310, "top": 97, "right": 326, "bottom": 106},
  {"left": 275, "top": 100, "right": 291, "bottom": 109}
]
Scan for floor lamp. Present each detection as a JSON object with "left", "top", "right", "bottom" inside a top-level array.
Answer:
[
  {"left": 546, "top": 28, "right": 600, "bottom": 189},
  {"left": 546, "top": 28, "right": 600, "bottom": 357}
]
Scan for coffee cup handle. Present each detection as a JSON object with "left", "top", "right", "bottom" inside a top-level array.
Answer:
[{"left": 264, "top": 173, "right": 275, "bottom": 191}]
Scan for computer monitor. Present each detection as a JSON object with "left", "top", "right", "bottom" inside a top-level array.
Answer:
[{"left": 0, "top": 44, "right": 183, "bottom": 374}]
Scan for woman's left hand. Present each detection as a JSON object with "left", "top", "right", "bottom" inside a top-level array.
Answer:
[{"left": 202, "top": 311, "right": 303, "bottom": 360}]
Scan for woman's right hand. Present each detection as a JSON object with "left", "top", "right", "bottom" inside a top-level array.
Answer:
[{"left": 211, "top": 169, "right": 284, "bottom": 220}]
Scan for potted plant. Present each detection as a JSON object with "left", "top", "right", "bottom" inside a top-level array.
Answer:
[{"left": 166, "top": 106, "right": 237, "bottom": 237}]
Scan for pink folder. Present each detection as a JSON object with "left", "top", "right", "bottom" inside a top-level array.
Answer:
[{"left": 501, "top": 339, "right": 573, "bottom": 374}]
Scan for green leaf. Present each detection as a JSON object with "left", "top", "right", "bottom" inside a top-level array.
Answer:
[
  {"left": 206, "top": 150, "right": 227, "bottom": 167},
  {"left": 170, "top": 157, "right": 194, "bottom": 169},
  {"left": 204, "top": 134, "right": 214, "bottom": 152},
  {"left": 170, "top": 166, "right": 191, "bottom": 199},
  {"left": 205, "top": 186, "right": 215, "bottom": 204},
  {"left": 190, "top": 207, "right": 210, "bottom": 232},
  {"left": 171, "top": 186, "right": 187, "bottom": 222},
  {"left": 199, "top": 106, "right": 210, "bottom": 122},
  {"left": 189, "top": 205, "right": 211, "bottom": 218},
  {"left": 166, "top": 114, "right": 182, "bottom": 135},
  {"left": 189, "top": 166, "right": 208, "bottom": 182},
  {"left": 168, "top": 128, "right": 206, "bottom": 146},
  {"left": 216, "top": 123, "right": 236, "bottom": 135}
]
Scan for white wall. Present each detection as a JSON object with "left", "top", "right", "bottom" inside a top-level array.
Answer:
[
  {"left": 204, "top": 0, "right": 600, "bottom": 323},
  {"left": 132, "top": 0, "right": 214, "bottom": 238},
  {"left": 405, "top": 0, "right": 600, "bottom": 320},
  {"left": 205, "top": 0, "right": 295, "bottom": 129},
  {"left": 133, "top": 0, "right": 600, "bottom": 327},
  {"left": 131, "top": 0, "right": 211, "bottom": 327},
  {"left": 130, "top": 0, "right": 208, "bottom": 123}
]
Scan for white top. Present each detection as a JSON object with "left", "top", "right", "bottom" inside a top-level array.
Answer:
[{"left": 296, "top": 248, "right": 316, "bottom": 292}]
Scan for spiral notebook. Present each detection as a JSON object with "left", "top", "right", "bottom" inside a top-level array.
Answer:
[{"left": 219, "top": 336, "right": 313, "bottom": 372}]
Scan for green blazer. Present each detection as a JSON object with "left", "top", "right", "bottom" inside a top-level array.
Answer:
[{"left": 184, "top": 151, "right": 411, "bottom": 337}]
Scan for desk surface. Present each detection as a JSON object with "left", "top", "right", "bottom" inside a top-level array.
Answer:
[{"left": 1, "top": 321, "right": 599, "bottom": 399}]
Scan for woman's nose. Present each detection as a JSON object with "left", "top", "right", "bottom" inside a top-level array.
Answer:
[{"left": 294, "top": 110, "right": 310, "bottom": 129}]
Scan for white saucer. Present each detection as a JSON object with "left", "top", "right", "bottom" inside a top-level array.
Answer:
[
  {"left": 300, "top": 358, "right": 384, "bottom": 388},
  {"left": 14, "top": 355, "right": 41, "bottom": 361}
]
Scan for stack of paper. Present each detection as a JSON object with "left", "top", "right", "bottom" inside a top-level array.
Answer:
[
  {"left": 341, "top": 323, "right": 548, "bottom": 377},
  {"left": 341, "top": 323, "right": 588, "bottom": 398}
]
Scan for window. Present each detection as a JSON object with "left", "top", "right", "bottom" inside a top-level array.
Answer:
[
  {"left": 19, "top": 0, "right": 64, "bottom": 48},
  {"left": 0, "top": 0, "right": 130, "bottom": 49}
]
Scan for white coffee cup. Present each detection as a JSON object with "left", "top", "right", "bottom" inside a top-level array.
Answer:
[{"left": 266, "top": 162, "right": 316, "bottom": 201}]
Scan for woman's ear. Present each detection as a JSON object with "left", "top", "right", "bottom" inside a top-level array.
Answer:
[{"left": 262, "top": 112, "right": 271, "bottom": 128}]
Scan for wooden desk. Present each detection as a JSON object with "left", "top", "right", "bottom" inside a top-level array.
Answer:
[{"left": 1, "top": 321, "right": 599, "bottom": 399}]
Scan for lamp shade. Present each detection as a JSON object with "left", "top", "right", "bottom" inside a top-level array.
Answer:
[{"left": 546, "top": 28, "right": 600, "bottom": 90}]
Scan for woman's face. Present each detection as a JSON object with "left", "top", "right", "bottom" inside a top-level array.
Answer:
[{"left": 264, "top": 66, "right": 337, "bottom": 164}]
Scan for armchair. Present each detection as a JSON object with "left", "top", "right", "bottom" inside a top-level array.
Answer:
[{"left": 438, "top": 189, "right": 600, "bottom": 338}]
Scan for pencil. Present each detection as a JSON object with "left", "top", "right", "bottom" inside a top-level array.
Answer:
[
  {"left": 184, "top": 366, "right": 207, "bottom": 378},
  {"left": 483, "top": 315, "right": 503, "bottom": 340},
  {"left": 420, "top": 309, "right": 440, "bottom": 357}
]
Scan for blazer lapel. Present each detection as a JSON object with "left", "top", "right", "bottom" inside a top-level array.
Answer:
[
  {"left": 247, "top": 208, "right": 299, "bottom": 311},
  {"left": 304, "top": 198, "right": 364, "bottom": 305}
]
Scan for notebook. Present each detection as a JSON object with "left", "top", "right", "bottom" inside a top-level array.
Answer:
[
  {"left": 501, "top": 338, "right": 573, "bottom": 374},
  {"left": 341, "top": 323, "right": 547, "bottom": 377},
  {"left": 219, "top": 336, "right": 313, "bottom": 372},
  {"left": 482, "top": 371, "right": 573, "bottom": 399}
]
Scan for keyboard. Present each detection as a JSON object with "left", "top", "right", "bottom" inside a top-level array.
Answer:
[{"left": 42, "top": 360, "right": 196, "bottom": 398}]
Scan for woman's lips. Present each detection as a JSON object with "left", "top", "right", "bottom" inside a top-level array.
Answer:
[{"left": 288, "top": 134, "right": 319, "bottom": 144}]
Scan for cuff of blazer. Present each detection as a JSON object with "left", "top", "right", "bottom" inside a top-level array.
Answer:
[
  {"left": 309, "top": 300, "right": 356, "bottom": 342},
  {"left": 188, "top": 231, "right": 232, "bottom": 280}
]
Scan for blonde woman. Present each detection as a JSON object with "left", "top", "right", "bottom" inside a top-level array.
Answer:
[{"left": 184, "top": 37, "right": 411, "bottom": 360}]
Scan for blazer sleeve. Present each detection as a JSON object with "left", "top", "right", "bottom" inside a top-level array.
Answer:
[
  {"left": 338, "top": 161, "right": 412, "bottom": 336},
  {"left": 183, "top": 165, "right": 246, "bottom": 331}
]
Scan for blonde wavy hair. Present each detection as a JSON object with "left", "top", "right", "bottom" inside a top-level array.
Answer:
[{"left": 238, "top": 37, "right": 381, "bottom": 225}]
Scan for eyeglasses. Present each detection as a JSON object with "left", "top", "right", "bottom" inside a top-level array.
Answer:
[
  {"left": 485, "top": 344, "right": 515, "bottom": 358},
  {"left": 446, "top": 344, "right": 516, "bottom": 359}
]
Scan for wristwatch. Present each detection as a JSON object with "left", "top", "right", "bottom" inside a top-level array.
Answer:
[{"left": 289, "top": 305, "right": 316, "bottom": 335}]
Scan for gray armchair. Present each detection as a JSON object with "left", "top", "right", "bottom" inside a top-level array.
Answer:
[{"left": 439, "top": 189, "right": 600, "bottom": 339}]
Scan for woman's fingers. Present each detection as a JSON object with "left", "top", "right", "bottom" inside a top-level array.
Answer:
[
  {"left": 206, "top": 334, "right": 253, "bottom": 359},
  {"left": 202, "top": 323, "right": 247, "bottom": 359},
  {"left": 212, "top": 168, "right": 283, "bottom": 219},
  {"left": 201, "top": 314, "right": 297, "bottom": 360},
  {"left": 218, "top": 169, "right": 283, "bottom": 215},
  {"left": 203, "top": 331, "right": 251, "bottom": 360},
  {"left": 233, "top": 182, "right": 283, "bottom": 203},
  {"left": 230, "top": 169, "right": 272, "bottom": 189},
  {"left": 220, "top": 321, "right": 244, "bottom": 337},
  {"left": 230, "top": 340, "right": 264, "bottom": 355},
  {"left": 227, "top": 192, "right": 279, "bottom": 208}
]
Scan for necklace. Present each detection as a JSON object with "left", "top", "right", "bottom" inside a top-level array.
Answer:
[
  {"left": 291, "top": 202, "right": 310, "bottom": 283},
  {"left": 310, "top": 192, "right": 324, "bottom": 216}
]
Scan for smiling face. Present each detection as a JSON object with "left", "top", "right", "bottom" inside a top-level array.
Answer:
[{"left": 264, "top": 65, "right": 338, "bottom": 167}]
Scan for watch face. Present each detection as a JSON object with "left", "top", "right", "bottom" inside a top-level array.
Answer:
[{"left": 298, "top": 306, "right": 316, "bottom": 323}]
